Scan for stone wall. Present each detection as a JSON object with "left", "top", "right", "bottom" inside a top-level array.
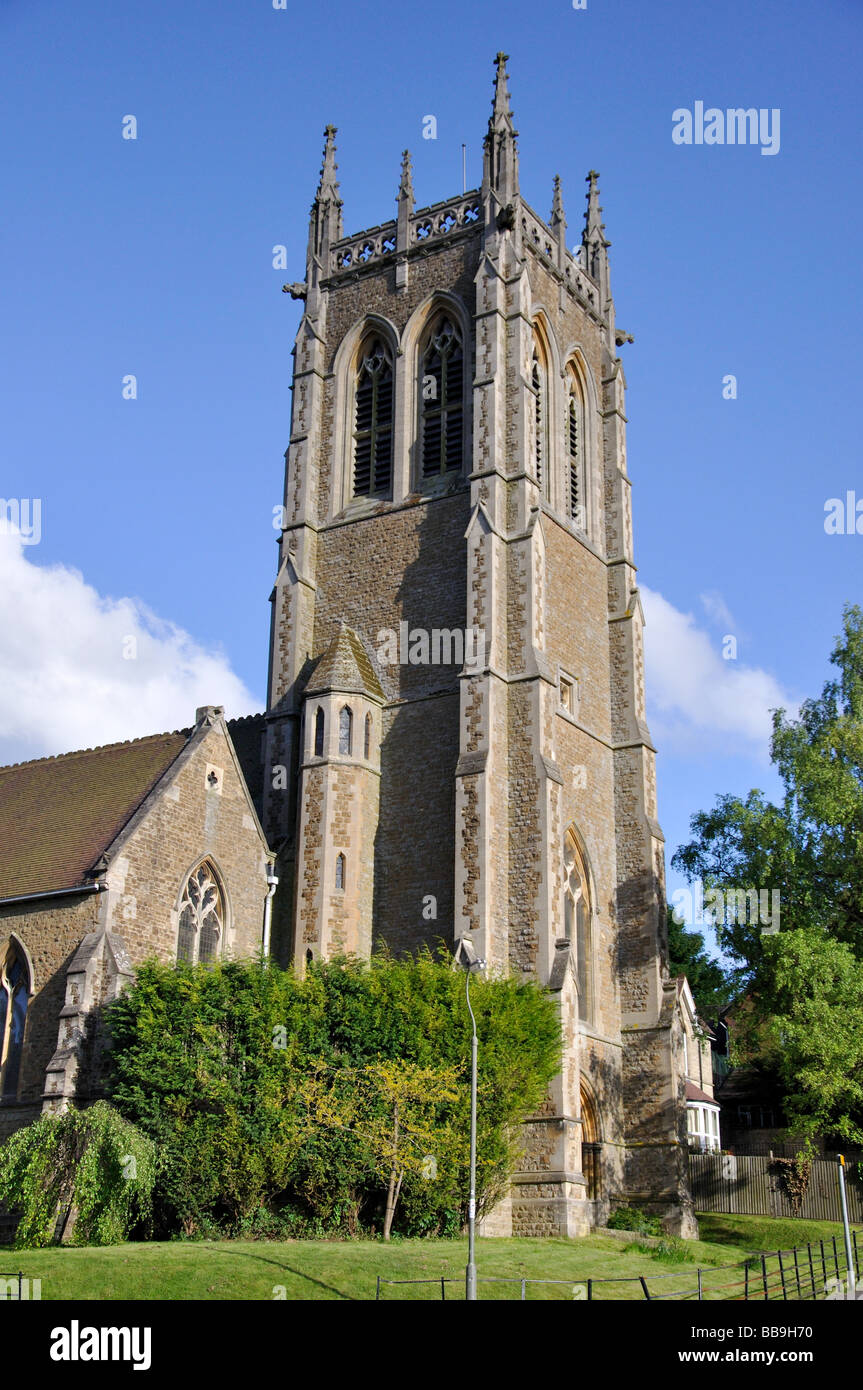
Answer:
[{"left": 0, "top": 894, "right": 102, "bottom": 1127}]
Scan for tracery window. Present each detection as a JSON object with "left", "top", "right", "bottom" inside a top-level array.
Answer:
[
  {"left": 420, "top": 316, "right": 464, "bottom": 479},
  {"left": 177, "top": 861, "right": 224, "bottom": 965},
  {"left": 353, "top": 338, "right": 394, "bottom": 497},
  {"left": 0, "top": 940, "right": 30, "bottom": 1102},
  {"left": 338, "top": 706, "right": 353, "bottom": 756},
  {"left": 564, "top": 830, "right": 593, "bottom": 1024}
]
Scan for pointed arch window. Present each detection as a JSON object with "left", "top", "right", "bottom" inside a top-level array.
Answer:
[
  {"left": 564, "top": 830, "right": 593, "bottom": 1025},
  {"left": 364, "top": 712, "right": 372, "bottom": 760},
  {"left": 335, "top": 853, "right": 346, "bottom": 892},
  {"left": 530, "top": 345, "right": 547, "bottom": 495},
  {"left": 566, "top": 368, "right": 586, "bottom": 530},
  {"left": 338, "top": 706, "right": 353, "bottom": 756},
  {"left": 0, "top": 940, "right": 30, "bottom": 1101},
  {"left": 314, "top": 707, "right": 325, "bottom": 758},
  {"left": 353, "top": 337, "right": 394, "bottom": 497},
  {"left": 177, "top": 861, "right": 224, "bottom": 965},
  {"left": 420, "top": 316, "right": 464, "bottom": 479}
]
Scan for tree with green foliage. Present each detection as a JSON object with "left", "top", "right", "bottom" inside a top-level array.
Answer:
[
  {"left": 302, "top": 1058, "right": 461, "bottom": 1239},
  {"left": 672, "top": 604, "right": 863, "bottom": 1143},
  {"left": 665, "top": 905, "right": 732, "bottom": 1019},
  {"left": 0, "top": 1101, "right": 156, "bottom": 1248},
  {"left": 101, "top": 957, "right": 311, "bottom": 1236},
  {"left": 731, "top": 932, "right": 863, "bottom": 1147},
  {"left": 102, "top": 947, "right": 561, "bottom": 1240}
]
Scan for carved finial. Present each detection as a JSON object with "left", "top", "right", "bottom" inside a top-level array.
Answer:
[
  {"left": 584, "top": 169, "right": 607, "bottom": 245},
  {"left": 551, "top": 174, "right": 566, "bottom": 226},
  {"left": 492, "top": 52, "right": 513, "bottom": 125},
  {"left": 317, "top": 125, "right": 340, "bottom": 197},
  {"left": 397, "top": 149, "right": 415, "bottom": 206},
  {"left": 582, "top": 168, "right": 611, "bottom": 296}
]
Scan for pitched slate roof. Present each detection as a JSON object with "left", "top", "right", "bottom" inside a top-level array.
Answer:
[
  {"left": 305, "top": 625, "right": 384, "bottom": 700},
  {"left": 0, "top": 730, "right": 191, "bottom": 900}
]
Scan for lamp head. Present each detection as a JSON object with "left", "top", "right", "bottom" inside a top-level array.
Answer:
[{"left": 453, "top": 937, "right": 486, "bottom": 973}]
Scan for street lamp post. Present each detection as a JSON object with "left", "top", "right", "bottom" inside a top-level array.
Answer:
[
  {"left": 454, "top": 937, "right": 485, "bottom": 1303},
  {"left": 837, "top": 1155, "right": 857, "bottom": 1299}
]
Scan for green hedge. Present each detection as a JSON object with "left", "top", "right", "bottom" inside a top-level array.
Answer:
[{"left": 98, "top": 947, "right": 561, "bottom": 1240}]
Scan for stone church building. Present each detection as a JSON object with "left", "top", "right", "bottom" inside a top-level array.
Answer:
[
  {"left": 0, "top": 709, "right": 273, "bottom": 1148},
  {"left": 0, "top": 56, "right": 696, "bottom": 1236}
]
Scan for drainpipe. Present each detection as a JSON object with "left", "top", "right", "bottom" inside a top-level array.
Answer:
[{"left": 262, "top": 866, "right": 279, "bottom": 962}]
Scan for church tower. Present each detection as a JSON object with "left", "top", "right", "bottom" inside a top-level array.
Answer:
[{"left": 263, "top": 56, "right": 695, "bottom": 1236}]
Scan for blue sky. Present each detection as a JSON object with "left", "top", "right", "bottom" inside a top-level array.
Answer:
[{"left": 2, "top": 0, "right": 861, "bottom": 947}]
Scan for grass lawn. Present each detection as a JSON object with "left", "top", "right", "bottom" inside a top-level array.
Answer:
[
  {"left": 694, "top": 1211, "right": 859, "bottom": 1255},
  {"left": 2, "top": 1213, "right": 857, "bottom": 1301}
]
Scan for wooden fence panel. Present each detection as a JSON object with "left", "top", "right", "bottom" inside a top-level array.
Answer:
[{"left": 688, "top": 1152, "right": 863, "bottom": 1223}]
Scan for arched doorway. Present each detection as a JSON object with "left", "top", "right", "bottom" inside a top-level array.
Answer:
[{"left": 580, "top": 1081, "right": 602, "bottom": 1202}]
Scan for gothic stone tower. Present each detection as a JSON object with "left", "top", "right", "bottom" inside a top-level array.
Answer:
[{"left": 263, "top": 55, "right": 695, "bottom": 1237}]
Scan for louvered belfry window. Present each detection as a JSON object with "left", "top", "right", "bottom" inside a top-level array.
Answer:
[
  {"left": 568, "top": 393, "right": 580, "bottom": 521},
  {"left": 421, "top": 317, "right": 463, "bottom": 478},
  {"left": 531, "top": 348, "right": 546, "bottom": 491},
  {"left": 353, "top": 339, "right": 394, "bottom": 497}
]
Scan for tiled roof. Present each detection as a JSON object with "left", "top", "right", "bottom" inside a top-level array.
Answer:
[
  {"left": 685, "top": 1080, "right": 717, "bottom": 1106},
  {"left": 0, "top": 730, "right": 191, "bottom": 900}
]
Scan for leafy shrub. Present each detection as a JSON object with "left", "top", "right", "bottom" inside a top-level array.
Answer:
[
  {"left": 103, "top": 947, "right": 561, "bottom": 1241},
  {"left": 652, "top": 1236, "right": 691, "bottom": 1262},
  {"left": 0, "top": 1102, "right": 156, "bottom": 1248},
  {"left": 607, "top": 1205, "right": 663, "bottom": 1236}
]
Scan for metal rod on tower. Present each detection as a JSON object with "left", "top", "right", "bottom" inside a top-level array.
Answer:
[{"left": 462, "top": 144, "right": 466, "bottom": 194}]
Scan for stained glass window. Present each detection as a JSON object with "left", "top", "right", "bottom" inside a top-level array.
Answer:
[
  {"left": 564, "top": 831, "right": 593, "bottom": 1025},
  {"left": 0, "top": 941, "right": 30, "bottom": 1102},
  {"left": 177, "top": 862, "right": 224, "bottom": 966}
]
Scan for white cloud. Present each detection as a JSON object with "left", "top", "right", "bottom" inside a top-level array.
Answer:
[
  {"left": 641, "top": 585, "right": 796, "bottom": 758},
  {"left": 0, "top": 528, "right": 261, "bottom": 765},
  {"left": 699, "top": 589, "right": 737, "bottom": 633}
]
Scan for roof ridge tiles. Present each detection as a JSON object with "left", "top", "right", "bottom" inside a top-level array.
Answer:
[{"left": 0, "top": 726, "right": 193, "bottom": 775}]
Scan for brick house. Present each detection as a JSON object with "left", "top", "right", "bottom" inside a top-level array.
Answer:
[{"left": 0, "top": 707, "right": 273, "bottom": 1144}]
